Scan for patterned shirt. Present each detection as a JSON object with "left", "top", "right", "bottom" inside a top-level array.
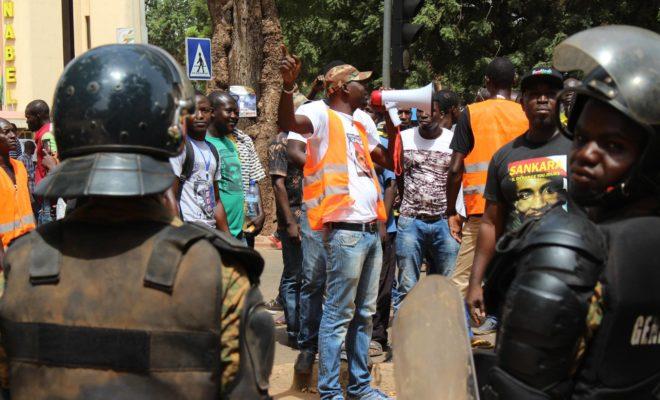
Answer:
[
  {"left": 16, "top": 154, "right": 35, "bottom": 194},
  {"left": 400, "top": 127, "right": 455, "bottom": 218},
  {"left": 229, "top": 129, "right": 266, "bottom": 195},
  {"left": 268, "top": 132, "right": 303, "bottom": 230}
]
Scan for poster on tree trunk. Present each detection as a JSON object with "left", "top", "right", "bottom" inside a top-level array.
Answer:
[{"left": 229, "top": 85, "right": 257, "bottom": 117}]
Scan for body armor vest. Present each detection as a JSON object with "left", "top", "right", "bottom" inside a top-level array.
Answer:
[
  {"left": 0, "top": 219, "right": 272, "bottom": 400},
  {"left": 572, "top": 215, "right": 660, "bottom": 399}
]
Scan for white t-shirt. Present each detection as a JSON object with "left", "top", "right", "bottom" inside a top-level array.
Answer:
[
  {"left": 296, "top": 100, "right": 381, "bottom": 223},
  {"left": 170, "top": 139, "right": 222, "bottom": 228}
]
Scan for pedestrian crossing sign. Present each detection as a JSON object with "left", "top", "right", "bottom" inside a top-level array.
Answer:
[{"left": 185, "top": 37, "right": 212, "bottom": 80}]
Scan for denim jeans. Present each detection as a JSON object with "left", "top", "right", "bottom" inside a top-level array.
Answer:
[
  {"left": 278, "top": 226, "right": 302, "bottom": 341},
  {"left": 297, "top": 208, "right": 327, "bottom": 352},
  {"left": 392, "top": 215, "right": 459, "bottom": 313},
  {"left": 37, "top": 201, "right": 53, "bottom": 226},
  {"left": 318, "top": 229, "right": 382, "bottom": 399}
]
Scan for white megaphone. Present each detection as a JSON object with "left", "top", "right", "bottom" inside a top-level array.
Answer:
[{"left": 370, "top": 83, "right": 434, "bottom": 114}]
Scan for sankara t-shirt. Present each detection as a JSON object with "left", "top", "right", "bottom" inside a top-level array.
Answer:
[
  {"left": 400, "top": 127, "right": 457, "bottom": 218},
  {"left": 484, "top": 132, "right": 572, "bottom": 231},
  {"left": 206, "top": 135, "right": 245, "bottom": 237},
  {"left": 296, "top": 100, "right": 381, "bottom": 223},
  {"left": 170, "top": 138, "right": 222, "bottom": 228}
]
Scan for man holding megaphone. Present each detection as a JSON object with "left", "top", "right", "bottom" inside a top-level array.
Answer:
[{"left": 278, "top": 46, "right": 398, "bottom": 400}]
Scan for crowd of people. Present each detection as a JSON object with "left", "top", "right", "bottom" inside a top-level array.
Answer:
[
  {"left": 266, "top": 46, "right": 582, "bottom": 398},
  {"left": 0, "top": 23, "right": 658, "bottom": 400}
]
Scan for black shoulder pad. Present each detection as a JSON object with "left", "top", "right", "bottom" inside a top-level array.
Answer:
[
  {"left": 500, "top": 206, "right": 606, "bottom": 264},
  {"left": 185, "top": 223, "right": 265, "bottom": 285},
  {"left": 144, "top": 224, "right": 209, "bottom": 292},
  {"left": 28, "top": 221, "right": 64, "bottom": 285}
]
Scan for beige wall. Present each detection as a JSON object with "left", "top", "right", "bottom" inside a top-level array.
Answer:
[{"left": 0, "top": 0, "right": 146, "bottom": 126}]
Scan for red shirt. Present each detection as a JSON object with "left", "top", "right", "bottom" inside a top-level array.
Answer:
[{"left": 34, "top": 122, "right": 52, "bottom": 185}]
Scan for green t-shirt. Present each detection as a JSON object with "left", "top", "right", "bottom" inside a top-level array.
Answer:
[{"left": 206, "top": 135, "right": 245, "bottom": 237}]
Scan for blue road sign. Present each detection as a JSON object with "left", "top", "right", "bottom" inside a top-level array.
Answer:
[{"left": 185, "top": 37, "right": 212, "bottom": 81}]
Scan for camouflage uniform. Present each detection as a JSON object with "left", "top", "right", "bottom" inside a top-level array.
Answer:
[{"left": 0, "top": 197, "right": 250, "bottom": 396}]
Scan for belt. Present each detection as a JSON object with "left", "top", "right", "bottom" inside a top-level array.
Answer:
[
  {"left": 416, "top": 215, "right": 445, "bottom": 223},
  {"left": 328, "top": 221, "right": 378, "bottom": 233}
]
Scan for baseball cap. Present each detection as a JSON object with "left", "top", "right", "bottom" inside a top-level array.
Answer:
[
  {"left": 520, "top": 67, "right": 564, "bottom": 92},
  {"left": 324, "top": 64, "right": 372, "bottom": 95}
]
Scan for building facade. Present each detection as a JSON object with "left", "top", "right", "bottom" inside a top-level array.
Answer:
[{"left": 0, "top": 0, "right": 147, "bottom": 127}]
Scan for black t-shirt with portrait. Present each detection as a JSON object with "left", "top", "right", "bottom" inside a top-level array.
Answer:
[{"left": 484, "top": 132, "right": 573, "bottom": 232}]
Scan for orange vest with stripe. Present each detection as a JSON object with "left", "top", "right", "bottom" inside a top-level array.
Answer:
[
  {"left": 463, "top": 99, "right": 528, "bottom": 215},
  {"left": 303, "top": 110, "right": 387, "bottom": 230},
  {"left": 1, "top": 159, "right": 35, "bottom": 248}
]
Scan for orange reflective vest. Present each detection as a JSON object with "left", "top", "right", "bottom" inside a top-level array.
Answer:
[
  {"left": 303, "top": 110, "right": 387, "bottom": 230},
  {"left": 1, "top": 158, "right": 35, "bottom": 248},
  {"left": 463, "top": 99, "right": 528, "bottom": 215}
]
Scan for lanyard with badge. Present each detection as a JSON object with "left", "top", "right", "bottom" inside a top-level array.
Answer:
[
  {"left": 191, "top": 140, "right": 212, "bottom": 181},
  {"left": 190, "top": 140, "right": 216, "bottom": 208}
]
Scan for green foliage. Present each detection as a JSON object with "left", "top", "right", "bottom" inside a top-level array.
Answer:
[
  {"left": 278, "top": 0, "right": 659, "bottom": 101},
  {"left": 277, "top": 0, "right": 384, "bottom": 92},
  {"left": 145, "top": 0, "right": 212, "bottom": 65},
  {"left": 146, "top": 0, "right": 660, "bottom": 102}
]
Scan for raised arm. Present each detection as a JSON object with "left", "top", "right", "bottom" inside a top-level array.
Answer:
[{"left": 278, "top": 46, "right": 314, "bottom": 135}]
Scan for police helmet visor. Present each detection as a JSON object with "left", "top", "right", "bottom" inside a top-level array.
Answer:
[{"left": 553, "top": 25, "right": 660, "bottom": 127}]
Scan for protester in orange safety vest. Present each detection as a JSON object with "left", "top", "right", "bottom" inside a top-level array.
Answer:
[
  {"left": 0, "top": 118, "right": 35, "bottom": 264},
  {"left": 445, "top": 57, "right": 529, "bottom": 307},
  {"left": 278, "top": 45, "right": 397, "bottom": 399}
]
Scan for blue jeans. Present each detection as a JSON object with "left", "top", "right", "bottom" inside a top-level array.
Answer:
[
  {"left": 278, "top": 226, "right": 302, "bottom": 340},
  {"left": 318, "top": 229, "right": 382, "bottom": 399},
  {"left": 297, "top": 208, "right": 327, "bottom": 352},
  {"left": 392, "top": 216, "right": 459, "bottom": 313}
]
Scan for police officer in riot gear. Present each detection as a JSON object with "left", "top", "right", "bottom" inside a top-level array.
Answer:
[
  {"left": 484, "top": 25, "right": 660, "bottom": 399},
  {"left": 0, "top": 44, "right": 274, "bottom": 400}
]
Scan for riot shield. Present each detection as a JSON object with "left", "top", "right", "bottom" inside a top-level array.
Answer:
[{"left": 393, "top": 275, "right": 479, "bottom": 400}]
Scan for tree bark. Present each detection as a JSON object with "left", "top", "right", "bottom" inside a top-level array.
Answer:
[{"left": 208, "top": 0, "right": 283, "bottom": 236}]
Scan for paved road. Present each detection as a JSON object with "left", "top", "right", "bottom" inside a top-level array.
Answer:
[
  {"left": 255, "top": 246, "right": 494, "bottom": 399},
  {"left": 259, "top": 248, "right": 300, "bottom": 366}
]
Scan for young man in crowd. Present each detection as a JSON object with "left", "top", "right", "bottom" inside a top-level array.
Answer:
[
  {"left": 398, "top": 108, "right": 413, "bottom": 131},
  {"left": 25, "top": 99, "right": 58, "bottom": 225},
  {"left": 8, "top": 124, "right": 21, "bottom": 160},
  {"left": 17, "top": 139, "right": 35, "bottom": 196},
  {"left": 391, "top": 92, "right": 463, "bottom": 313},
  {"left": 435, "top": 90, "right": 461, "bottom": 131},
  {"left": 445, "top": 58, "right": 528, "bottom": 312},
  {"left": 0, "top": 118, "right": 34, "bottom": 265},
  {"left": 268, "top": 125, "right": 304, "bottom": 347},
  {"left": 370, "top": 109, "right": 398, "bottom": 358},
  {"left": 166, "top": 92, "right": 228, "bottom": 231},
  {"left": 207, "top": 91, "right": 266, "bottom": 247},
  {"left": 285, "top": 69, "right": 390, "bottom": 379},
  {"left": 465, "top": 67, "right": 570, "bottom": 327},
  {"left": 279, "top": 49, "right": 396, "bottom": 399},
  {"left": 206, "top": 91, "right": 246, "bottom": 240},
  {"left": 485, "top": 26, "right": 660, "bottom": 399}
]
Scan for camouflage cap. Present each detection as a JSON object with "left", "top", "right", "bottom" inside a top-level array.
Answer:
[{"left": 324, "top": 64, "right": 372, "bottom": 95}]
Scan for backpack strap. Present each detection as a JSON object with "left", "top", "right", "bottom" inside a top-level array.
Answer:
[
  {"left": 177, "top": 139, "right": 196, "bottom": 201},
  {"left": 144, "top": 222, "right": 264, "bottom": 294},
  {"left": 206, "top": 139, "right": 221, "bottom": 181}
]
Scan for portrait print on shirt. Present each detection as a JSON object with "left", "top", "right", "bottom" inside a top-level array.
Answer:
[
  {"left": 347, "top": 131, "right": 373, "bottom": 179},
  {"left": 505, "top": 155, "right": 568, "bottom": 230}
]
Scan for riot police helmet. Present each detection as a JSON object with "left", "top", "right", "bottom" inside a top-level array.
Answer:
[
  {"left": 34, "top": 44, "right": 194, "bottom": 198},
  {"left": 553, "top": 25, "right": 660, "bottom": 203}
]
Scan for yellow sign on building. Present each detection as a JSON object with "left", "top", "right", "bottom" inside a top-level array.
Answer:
[{"left": 0, "top": 0, "right": 147, "bottom": 126}]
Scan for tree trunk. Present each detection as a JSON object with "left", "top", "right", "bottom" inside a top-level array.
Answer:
[{"left": 208, "top": 0, "right": 283, "bottom": 236}]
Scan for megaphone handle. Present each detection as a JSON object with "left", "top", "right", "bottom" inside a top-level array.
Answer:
[{"left": 388, "top": 107, "right": 401, "bottom": 127}]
